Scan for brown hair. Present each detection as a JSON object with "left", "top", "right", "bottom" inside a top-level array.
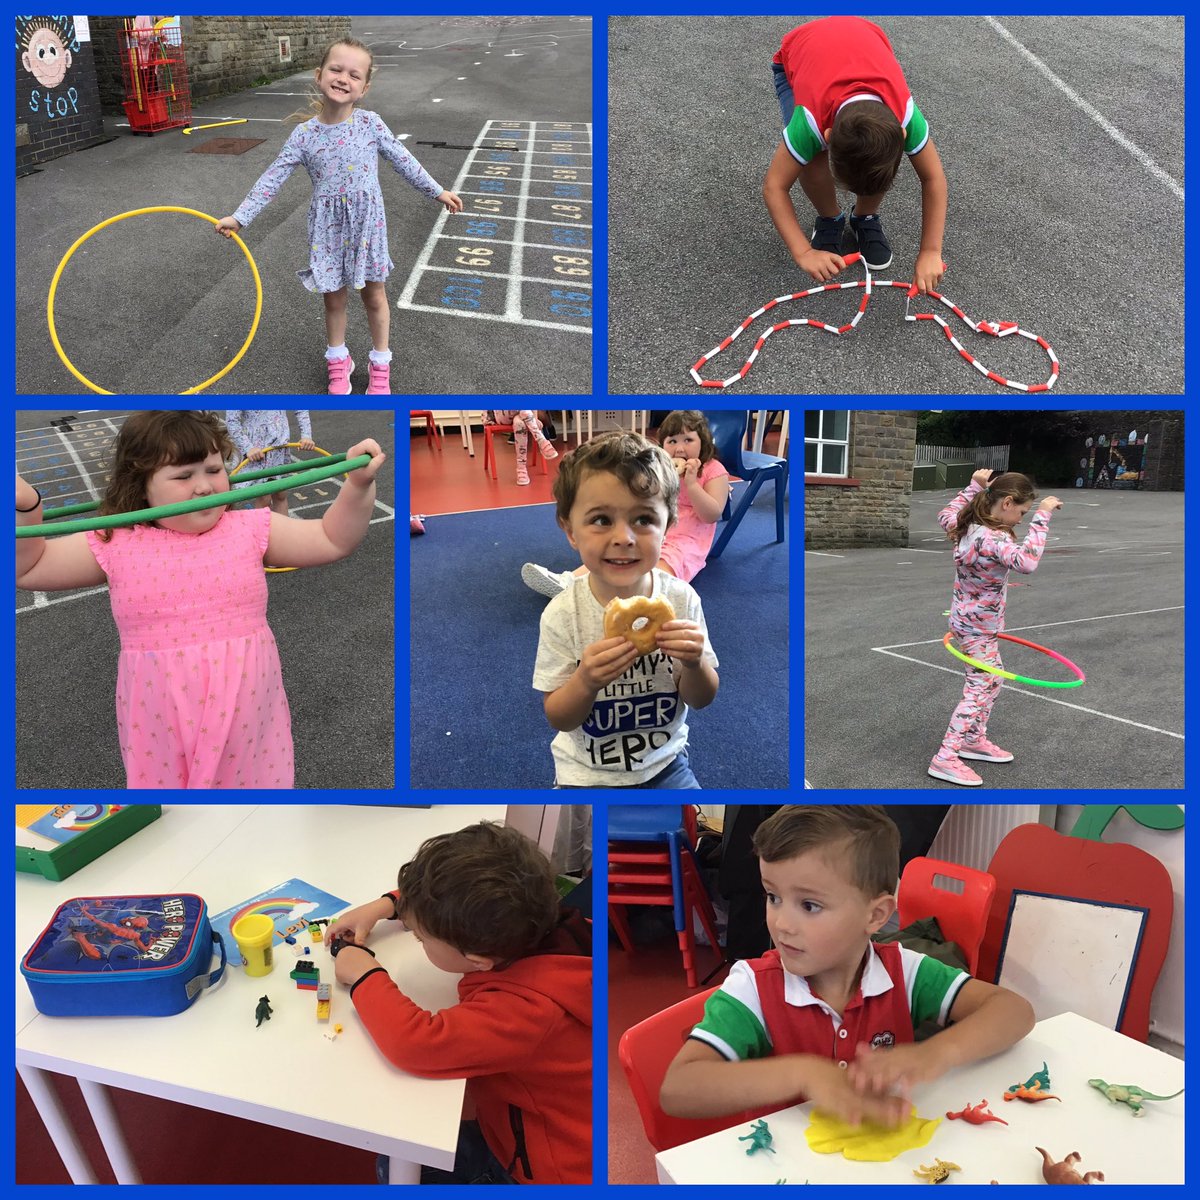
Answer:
[
  {"left": 293, "top": 37, "right": 376, "bottom": 121},
  {"left": 95, "top": 411, "right": 233, "bottom": 542},
  {"left": 396, "top": 822, "right": 560, "bottom": 962},
  {"left": 828, "top": 102, "right": 905, "bottom": 196},
  {"left": 949, "top": 471, "right": 1038, "bottom": 544},
  {"left": 753, "top": 806, "right": 900, "bottom": 898},
  {"left": 657, "top": 410, "right": 717, "bottom": 465},
  {"left": 552, "top": 430, "right": 679, "bottom": 528}
]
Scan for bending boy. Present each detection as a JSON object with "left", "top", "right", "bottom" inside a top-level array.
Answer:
[{"left": 763, "top": 17, "right": 948, "bottom": 293}]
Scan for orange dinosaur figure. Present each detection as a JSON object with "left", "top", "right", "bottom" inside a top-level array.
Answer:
[
  {"left": 1037, "top": 1148, "right": 1104, "bottom": 1185},
  {"left": 1003, "top": 1082, "right": 1061, "bottom": 1103}
]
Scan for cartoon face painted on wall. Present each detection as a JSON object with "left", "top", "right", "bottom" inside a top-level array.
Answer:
[{"left": 19, "top": 18, "right": 74, "bottom": 88}]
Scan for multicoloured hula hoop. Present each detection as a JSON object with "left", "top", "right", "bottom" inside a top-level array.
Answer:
[
  {"left": 942, "top": 631, "right": 1085, "bottom": 689},
  {"left": 690, "top": 252, "right": 1059, "bottom": 392},
  {"left": 47, "top": 206, "right": 263, "bottom": 396},
  {"left": 231, "top": 442, "right": 335, "bottom": 574},
  {"left": 16, "top": 455, "right": 370, "bottom": 539}
]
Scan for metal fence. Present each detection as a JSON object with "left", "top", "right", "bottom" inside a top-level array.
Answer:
[{"left": 914, "top": 443, "right": 1010, "bottom": 472}]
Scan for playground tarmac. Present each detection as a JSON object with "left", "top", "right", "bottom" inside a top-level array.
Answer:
[
  {"left": 609, "top": 15, "right": 1184, "bottom": 396},
  {"left": 14, "top": 408, "right": 395, "bottom": 789},
  {"left": 16, "top": 14, "right": 593, "bottom": 396},
  {"left": 804, "top": 488, "right": 1184, "bottom": 790}
]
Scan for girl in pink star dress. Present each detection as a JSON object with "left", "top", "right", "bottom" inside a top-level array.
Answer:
[{"left": 16, "top": 411, "right": 386, "bottom": 790}]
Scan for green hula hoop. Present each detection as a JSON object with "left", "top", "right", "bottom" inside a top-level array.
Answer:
[
  {"left": 942, "top": 630, "right": 1085, "bottom": 689},
  {"left": 41, "top": 453, "right": 350, "bottom": 520},
  {"left": 17, "top": 454, "right": 370, "bottom": 538}
]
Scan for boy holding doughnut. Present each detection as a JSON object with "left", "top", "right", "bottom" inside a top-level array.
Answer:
[{"left": 533, "top": 431, "right": 719, "bottom": 788}]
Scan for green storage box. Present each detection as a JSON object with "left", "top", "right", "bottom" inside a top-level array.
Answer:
[{"left": 17, "top": 805, "right": 163, "bottom": 881}]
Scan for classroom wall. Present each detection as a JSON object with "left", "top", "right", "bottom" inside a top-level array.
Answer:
[{"left": 1054, "top": 805, "right": 1184, "bottom": 1048}]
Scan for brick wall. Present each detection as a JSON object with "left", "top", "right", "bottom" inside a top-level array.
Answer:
[
  {"left": 16, "top": 16, "right": 107, "bottom": 170},
  {"left": 89, "top": 15, "right": 352, "bottom": 106},
  {"left": 1143, "top": 415, "right": 1184, "bottom": 491},
  {"left": 805, "top": 411, "right": 919, "bottom": 548}
]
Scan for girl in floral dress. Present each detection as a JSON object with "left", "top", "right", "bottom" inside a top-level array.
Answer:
[
  {"left": 217, "top": 38, "right": 462, "bottom": 395},
  {"left": 16, "top": 411, "right": 385, "bottom": 789},
  {"left": 225, "top": 410, "right": 316, "bottom": 515}
]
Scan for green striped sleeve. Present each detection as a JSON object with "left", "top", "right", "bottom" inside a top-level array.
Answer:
[
  {"left": 783, "top": 105, "right": 824, "bottom": 165},
  {"left": 689, "top": 960, "right": 773, "bottom": 1061},
  {"left": 901, "top": 945, "right": 969, "bottom": 1027},
  {"left": 905, "top": 103, "right": 929, "bottom": 155}
]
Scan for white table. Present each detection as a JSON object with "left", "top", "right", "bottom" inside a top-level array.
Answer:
[
  {"left": 655, "top": 1012, "right": 1184, "bottom": 1184},
  {"left": 17, "top": 804, "right": 506, "bottom": 1185}
]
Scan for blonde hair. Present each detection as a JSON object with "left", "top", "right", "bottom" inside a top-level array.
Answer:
[{"left": 288, "top": 37, "right": 376, "bottom": 123}]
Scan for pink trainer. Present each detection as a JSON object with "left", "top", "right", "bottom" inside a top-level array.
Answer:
[
  {"left": 366, "top": 360, "right": 391, "bottom": 395},
  {"left": 959, "top": 737, "right": 1014, "bottom": 763},
  {"left": 927, "top": 753, "right": 983, "bottom": 787},
  {"left": 327, "top": 355, "right": 354, "bottom": 395}
]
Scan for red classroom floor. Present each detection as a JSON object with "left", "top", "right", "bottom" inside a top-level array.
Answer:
[{"left": 409, "top": 418, "right": 786, "bottom": 518}]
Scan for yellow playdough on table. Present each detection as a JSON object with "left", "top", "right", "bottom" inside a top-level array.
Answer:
[{"left": 805, "top": 1105, "right": 941, "bottom": 1161}]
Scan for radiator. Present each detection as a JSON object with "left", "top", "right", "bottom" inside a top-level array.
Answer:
[{"left": 927, "top": 804, "right": 1048, "bottom": 873}]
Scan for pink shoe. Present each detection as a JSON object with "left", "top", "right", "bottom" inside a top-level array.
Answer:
[
  {"left": 515, "top": 465, "right": 530, "bottom": 486},
  {"left": 366, "top": 360, "right": 391, "bottom": 395},
  {"left": 959, "top": 737, "right": 1014, "bottom": 763},
  {"left": 327, "top": 355, "right": 354, "bottom": 395},
  {"left": 536, "top": 435, "right": 559, "bottom": 461},
  {"left": 928, "top": 753, "right": 983, "bottom": 787},
  {"left": 410, "top": 514, "right": 426, "bottom": 535}
]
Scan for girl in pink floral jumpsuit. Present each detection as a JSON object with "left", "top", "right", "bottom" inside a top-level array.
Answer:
[{"left": 929, "top": 469, "right": 1062, "bottom": 787}]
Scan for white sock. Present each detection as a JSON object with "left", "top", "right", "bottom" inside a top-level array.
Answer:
[
  {"left": 369, "top": 349, "right": 393, "bottom": 365},
  {"left": 326, "top": 344, "right": 349, "bottom": 361}
]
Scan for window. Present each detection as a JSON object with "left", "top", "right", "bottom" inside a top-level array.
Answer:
[{"left": 805, "top": 410, "right": 849, "bottom": 476}]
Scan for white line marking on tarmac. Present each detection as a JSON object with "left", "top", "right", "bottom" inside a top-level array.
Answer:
[
  {"left": 869, "top": 645, "right": 1184, "bottom": 739},
  {"left": 985, "top": 16, "right": 1184, "bottom": 201},
  {"left": 874, "top": 605, "right": 1184, "bottom": 651},
  {"left": 394, "top": 302, "right": 591, "bottom": 332},
  {"left": 506, "top": 119, "right": 534, "bottom": 320},
  {"left": 420, "top": 264, "right": 590, "bottom": 290},
  {"left": 805, "top": 550, "right": 845, "bottom": 557}
]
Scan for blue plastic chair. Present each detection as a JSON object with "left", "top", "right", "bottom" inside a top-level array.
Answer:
[{"left": 701, "top": 411, "right": 788, "bottom": 559}]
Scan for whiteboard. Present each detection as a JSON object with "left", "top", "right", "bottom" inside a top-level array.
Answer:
[{"left": 996, "top": 891, "right": 1146, "bottom": 1030}]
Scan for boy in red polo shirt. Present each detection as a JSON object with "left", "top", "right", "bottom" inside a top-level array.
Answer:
[
  {"left": 764, "top": 16, "right": 949, "bottom": 294},
  {"left": 328, "top": 822, "right": 592, "bottom": 1184},
  {"left": 660, "top": 806, "right": 1033, "bottom": 1125}
]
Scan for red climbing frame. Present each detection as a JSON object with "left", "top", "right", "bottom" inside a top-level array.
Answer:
[{"left": 117, "top": 22, "right": 191, "bottom": 134}]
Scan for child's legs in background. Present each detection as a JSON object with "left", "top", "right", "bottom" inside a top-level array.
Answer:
[
  {"left": 939, "top": 632, "right": 1004, "bottom": 756},
  {"left": 323, "top": 287, "right": 349, "bottom": 352},
  {"left": 360, "top": 281, "right": 390, "bottom": 353}
]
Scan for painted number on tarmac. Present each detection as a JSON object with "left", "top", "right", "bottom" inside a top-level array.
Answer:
[{"left": 398, "top": 119, "right": 593, "bottom": 333}]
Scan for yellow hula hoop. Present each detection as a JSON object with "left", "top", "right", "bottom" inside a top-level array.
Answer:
[
  {"left": 230, "top": 442, "right": 334, "bottom": 574},
  {"left": 47, "top": 206, "right": 263, "bottom": 396}
]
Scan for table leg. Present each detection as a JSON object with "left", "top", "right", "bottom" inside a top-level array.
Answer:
[
  {"left": 778, "top": 410, "right": 789, "bottom": 458},
  {"left": 387, "top": 1156, "right": 421, "bottom": 1184},
  {"left": 752, "top": 409, "right": 767, "bottom": 453},
  {"left": 79, "top": 1077, "right": 142, "bottom": 1183},
  {"left": 18, "top": 1064, "right": 98, "bottom": 1184}
]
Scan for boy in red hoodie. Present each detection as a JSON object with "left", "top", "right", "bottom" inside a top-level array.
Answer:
[{"left": 327, "top": 822, "right": 592, "bottom": 1185}]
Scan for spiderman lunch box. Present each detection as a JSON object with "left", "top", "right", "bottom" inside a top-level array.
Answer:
[{"left": 21, "top": 894, "right": 226, "bottom": 1016}]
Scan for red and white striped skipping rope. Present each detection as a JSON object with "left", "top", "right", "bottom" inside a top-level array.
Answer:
[{"left": 689, "top": 252, "right": 1059, "bottom": 391}]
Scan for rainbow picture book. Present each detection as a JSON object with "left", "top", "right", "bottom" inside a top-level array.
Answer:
[{"left": 210, "top": 879, "right": 350, "bottom": 967}]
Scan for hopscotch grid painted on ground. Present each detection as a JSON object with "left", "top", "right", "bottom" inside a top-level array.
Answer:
[{"left": 398, "top": 118, "right": 592, "bottom": 333}]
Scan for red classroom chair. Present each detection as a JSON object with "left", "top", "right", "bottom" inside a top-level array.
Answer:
[
  {"left": 618, "top": 987, "right": 775, "bottom": 1152},
  {"left": 409, "top": 410, "right": 442, "bottom": 450},
  {"left": 482, "top": 422, "right": 544, "bottom": 480},
  {"left": 897, "top": 855, "right": 996, "bottom": 977}
]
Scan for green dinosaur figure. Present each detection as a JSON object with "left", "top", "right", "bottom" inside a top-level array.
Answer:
[
  {"left": 1007, "top": 1061, "right": 1050, "bottom": 1093},
  {"left": 1088, "top": 1078, "right": 1183, "bottom": 1116}
]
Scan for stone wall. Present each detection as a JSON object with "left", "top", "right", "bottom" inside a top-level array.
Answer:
[
  {"left": 16, "top": 16, "right": 107, "bottom": 170},
  {"left": 89, "top": 15, "right": 352, "bottom": 107},
  {"left": 805, "top": 411, "right": 919, "bottom": 548}
]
